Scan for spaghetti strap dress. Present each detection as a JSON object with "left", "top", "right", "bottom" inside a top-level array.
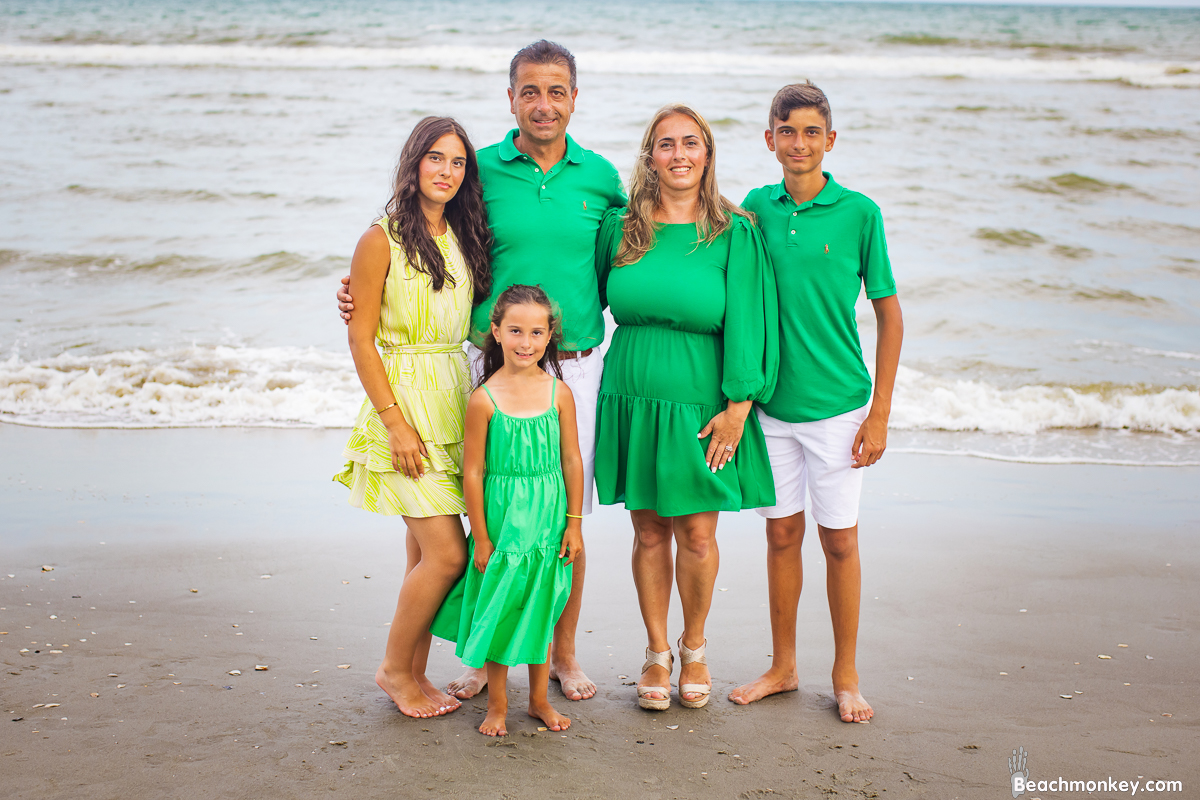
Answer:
[
  {"left": 333, "top": 218, "right": 473, "bottom": 517},
  {"left": 429, "top": 381, "right": 573, "bottom": 668}
]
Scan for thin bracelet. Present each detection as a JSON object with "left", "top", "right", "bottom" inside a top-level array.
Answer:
[
  {"left": 565, "top": 513, "right": 583, "bottom": 519},
  {"left": 376, "top": 402, "right": 398, "bottom": 414}
]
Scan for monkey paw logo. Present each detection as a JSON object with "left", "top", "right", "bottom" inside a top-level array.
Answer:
[{"left": 1008, "top": 746, "right": 1030, "bottom": 797}]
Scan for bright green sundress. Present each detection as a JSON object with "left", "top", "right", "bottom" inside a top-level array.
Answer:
[{"left": 429, "top": 382, "right": 572, "bottom": 668}]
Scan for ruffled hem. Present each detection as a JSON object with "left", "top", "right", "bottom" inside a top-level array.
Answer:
[
  {"left": 594, "top": 392, "right": 776, "bottom": 516},
  {"left": 430, "top": 539, "right": 572, "bottom": 668},
  {"left": 339, "top": 426, "right": 463, "bottom": 477},
  {"left": 333, "top": 458, "right": 465, "bottom": 517}
]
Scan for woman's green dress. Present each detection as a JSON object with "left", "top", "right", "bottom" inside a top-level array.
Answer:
[
  {"left": 430, "top": 383, "right": 572, "bottom": 668},
  {"left": 594, "top": 210, "right": 780, "bottom": 516}
]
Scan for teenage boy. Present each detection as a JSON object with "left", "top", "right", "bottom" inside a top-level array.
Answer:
[
  {"left": 729, "top": 82, "right": 903, "bottom": 723},
  {"left": 339, "top": 40, "right": 626, "bottom": 703}
]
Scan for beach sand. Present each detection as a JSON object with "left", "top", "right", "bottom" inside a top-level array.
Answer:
[{"left": 2, "top": 424, "right": 1197, "bottom": 798}]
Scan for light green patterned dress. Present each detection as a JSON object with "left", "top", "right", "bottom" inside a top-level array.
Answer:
[{"left": 333, "top": 219, "right": 472, "bottom": 517}]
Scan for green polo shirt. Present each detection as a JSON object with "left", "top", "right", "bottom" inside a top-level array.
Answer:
[
  {"left": 469, "top": 130, "right": 626, "bottom": 351},
  {"left": 742, "top": 173, "right": 896, "bottom": 423}
]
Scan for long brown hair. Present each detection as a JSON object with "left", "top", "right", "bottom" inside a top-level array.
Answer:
[
  {"left": 384, "top": 116, "right": 492, "bottom": 299},
  {"left": 478, "top": 285, "right": 563, "bottom": 387},
  {"left": 614, "top": 104, "right": 750, "bottom": 268}
]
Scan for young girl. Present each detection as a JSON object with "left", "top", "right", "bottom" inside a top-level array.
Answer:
[
  {"left": 334, "top": 116, "right": 492, "bottom": 719},
  {"left": 429, "top": 285, "right": 585, "bottom": 737}
]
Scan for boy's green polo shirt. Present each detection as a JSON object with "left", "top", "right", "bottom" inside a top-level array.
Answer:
[
  {"left": 470, "top": 130, "right": 626, "bottom": 351},
  {"left": 743, "top": 173, "right": 896, "bottom": 423}
]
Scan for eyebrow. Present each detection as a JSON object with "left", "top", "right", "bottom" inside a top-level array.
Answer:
[{"left": 520, "top": 83, "right": 568, "bottom": 93}]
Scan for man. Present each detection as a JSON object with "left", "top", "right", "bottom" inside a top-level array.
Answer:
[
  {"left": 339, "top": 40, "right": 626, "bottom": 702},
  {"left": 729, "top": 82, "right": 903, "bottom": 723}
]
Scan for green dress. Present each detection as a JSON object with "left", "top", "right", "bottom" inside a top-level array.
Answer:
[
  {"left": 594, "top": 210, "right": 780, "bottom": 516},
  {"left": 429, "top": 383, "right": 572, "bottom": 668}
]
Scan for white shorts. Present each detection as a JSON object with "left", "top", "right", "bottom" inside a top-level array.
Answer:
[
  {"left": 467, "top": 343, "right": 601, "bottom": 514},
  {"left": 754, "top": 404, "right": 869, "bottom": 529}
]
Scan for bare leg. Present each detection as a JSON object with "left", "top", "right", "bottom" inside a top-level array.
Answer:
[
  {"left": 404, "top": 530, "right": 459, "bottom": 710},
  {"left": 820, "top": 523, "right": 873, "bottom": 723},
  {"left": 673, "top": 511, "right": 719, "bottom": 703},
  {"left": 376, "top": 514, "right": 467, "bottom": 718},
  {"left": 549, "top": 549, "right": 595, "bottom": 700},
  {"left": 630, "top": 510, "right": 675, "bottom": 703},
  {"left": 730, "top": 512, "right": 805, "bottom": 704},
  {"left": 479, "top": 662, "right": 509, "bottom": 736},
  {"left": 528, "top": 648, "right": 571, "bottom": 731}
]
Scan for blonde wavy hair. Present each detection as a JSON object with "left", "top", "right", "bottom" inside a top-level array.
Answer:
[{"left": 614, "top": 104, "right": 750, "bottom": 268}]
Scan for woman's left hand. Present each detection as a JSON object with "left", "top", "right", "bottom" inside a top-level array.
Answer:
[{"left": 698, "top": 400, "right": 754, "bottom": 472}]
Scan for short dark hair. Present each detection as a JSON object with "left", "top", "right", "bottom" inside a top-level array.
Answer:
[
  {"left": 509, "top": 40, "right": 577, "bottom": 92},
  {"left": 769, "top": 81, "right": 832, "bottom": 131}
]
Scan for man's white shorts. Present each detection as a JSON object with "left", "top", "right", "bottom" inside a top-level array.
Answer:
[
  {"left": 467, "top": 343, "right": 602, "bottom": 514},
  {"left": 754, "top": 404, "right": 869, "bottom": 529}
]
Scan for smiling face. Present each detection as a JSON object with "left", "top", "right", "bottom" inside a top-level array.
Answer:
[
  {"left": 650, "top": 113, "right": 709, "bottom": 195},
  {"left": 508, "top": 61, "right": 577, "bottom": 147},
  {"left": 766, "top": 106, "right": 836, "bottom": 179},
  {"left": 417, "top": 132, "right": 467, "bottom": 209},
  {"left": 492, "top": 302, "right": 552, "bottom": 370}
]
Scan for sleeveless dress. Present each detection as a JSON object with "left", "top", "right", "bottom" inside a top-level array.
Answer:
[
  {"left": 429, "top": 382, "right": 573, "bottom": 668},
  {"left": 593, "top": 209, "right": 780, "bottom": 517},
  {"left": 333, "top": 219, "right": 473, "bottom": 517}
]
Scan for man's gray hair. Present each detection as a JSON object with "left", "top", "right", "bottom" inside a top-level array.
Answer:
[{"left": 509, "top": 40, "right": 577, "bottom": 92}]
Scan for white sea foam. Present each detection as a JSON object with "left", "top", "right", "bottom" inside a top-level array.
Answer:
[
  {"left": 889, "top": 365, "right": 1200, "bottom": 435},
  {"left": 4, "top": 350, "right": 1198, "bottom": 441},
  {"left": 1, "top": 44, "right": 1197, "bottom": 88},
  {"left": 0, "top": 347, "right": 363, "bottom": 429}
]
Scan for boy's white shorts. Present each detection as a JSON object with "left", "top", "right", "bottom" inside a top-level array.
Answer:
[
  {"left": 467, "top": 343, "right": 601, "bottom": 514},
  {"left": 754, "top": 404, "right": 870, "bottom": 529}
]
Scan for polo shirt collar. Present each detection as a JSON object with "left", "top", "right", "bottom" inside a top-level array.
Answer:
[
  {"left": 769, "top": 172, "right": 844, "bottom": 209},
  {"left": 498, "top": 129, "right": 585, "bottom": 164}
]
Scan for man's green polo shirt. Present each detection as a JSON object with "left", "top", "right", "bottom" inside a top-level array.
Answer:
[
  {"left": 470, "top": 130, "right": 626, "bottom": 351},
  {"left": 742, "top": 173, "right": 896, "bottom": 423}
]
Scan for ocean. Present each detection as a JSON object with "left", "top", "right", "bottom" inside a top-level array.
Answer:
[{"left": 1, "top": 0, "right": 1198, "bottom": 465}]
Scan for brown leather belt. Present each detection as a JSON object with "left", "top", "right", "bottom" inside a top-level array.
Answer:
[{"left": 559, "top": 347, "right": 594, "bottom": 361}]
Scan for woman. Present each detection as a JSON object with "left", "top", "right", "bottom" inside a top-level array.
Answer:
[
  {"left": 334, "top": 116, "right": 492, "bottom": 718},
  {"left": 594, "top": 105, "right": 779, "bottom": 710}
]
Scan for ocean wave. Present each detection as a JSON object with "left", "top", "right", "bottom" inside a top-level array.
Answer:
[
  {"left": 890, "top": 366, "right": 1200, "bottom": 435},
  {"left": 0, "top": 346, "right": 362, "bottom": 428},
  {"left": 0, "top": 249, "right": 349, "bottom": 281},
  {"left": 3, "top": 350, "right": 1199, "bottom": 442},
  {"left": 1, "top": 44, "right": 1197, "bottom": 87}
]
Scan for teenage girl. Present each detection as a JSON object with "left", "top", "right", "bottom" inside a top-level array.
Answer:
[
  {"left": 430, "top": 284, "right": 585, "bottom": 736},
  {"left": 334, "top": 116, "right": 492, "bottom": 719}
]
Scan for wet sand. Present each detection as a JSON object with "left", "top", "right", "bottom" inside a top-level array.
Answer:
[{"left": 2, "top": 424, "right": 1197, "bottom": 799}]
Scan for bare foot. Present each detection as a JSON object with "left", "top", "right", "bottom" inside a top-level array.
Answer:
[
  {"left": 637, "top": 662, "right": 670, "bottom": 706},
  {"left": 834, "top": 688, "right": 874, "bottom": 723},
  {"left": 728, "top": 667, "right": 799, "bottom": 705},
  {"left": 479, "top": 706, "right": 508, "bottom": 736},
  {"left": 528, "top": 699, "right": 571, "bottom": 732},
  {"left": 446, "top": 666, "right": 487, "bottom": 700},
  {"left": 416, "top": 675, "right": 460, "bottom": 714},
  {"left": 376, "top": 666, "right": 443, "bottom": 718},
  {"left": 679, "top": 657, "right": 711, "bottom": 705},
  {"left": 549, "top": 655, "right": 596, "bottom": 701}
]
